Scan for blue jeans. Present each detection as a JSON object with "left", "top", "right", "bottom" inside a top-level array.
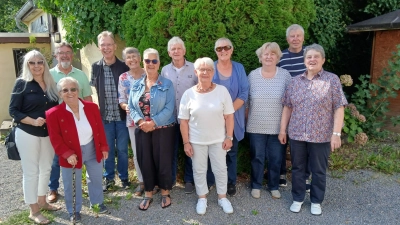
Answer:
[
  {"left": 48, "top": 155, "right": 60, "bottom": 191},
  {"left": 290, "top": 139, "right": 330, "bottom": 203},
  {"left": 226, "top": 134, "right": 239, "bottom": 185},
  {"left": 280, "top": 138, "right": 311, "bottom": 180},
  {"left": 249, "top": 133, "right": 284, "bottom": 190},
  {"left": 103, "top": 120, "right": 129, "bottom": 180}
]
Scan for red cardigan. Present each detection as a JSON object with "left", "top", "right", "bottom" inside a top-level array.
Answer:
[{"left": 46, "top": 100, "right": 109, "bottom": 169}]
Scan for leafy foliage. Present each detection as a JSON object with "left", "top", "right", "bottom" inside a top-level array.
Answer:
[
  {"left": 122, "top": 0, "right": 316, "bottom": 72},
  {"left": 0, "top": 0, "right": 27, "bottom": 32},
  {"left": 363, "top": 0, "right": 400, "bottom": 16},
  {"left": 37, "top": 0, "right": 125, "bottom": 49}
]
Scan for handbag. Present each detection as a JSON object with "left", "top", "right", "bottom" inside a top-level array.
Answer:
[{"left": 5, "top": 120, "right": 20, "bottom": 160}]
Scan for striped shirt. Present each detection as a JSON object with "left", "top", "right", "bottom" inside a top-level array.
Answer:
[
  {"left": 277, "top": 47, "right": 306, "bottom": 77},
  {"left": 246, "top": 67, "right": 292, "bottom": 134},
  {"left": 103, "top": 65, "right": 121, "bottom": 121}
]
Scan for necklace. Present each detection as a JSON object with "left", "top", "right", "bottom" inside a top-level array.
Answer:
[{"left": 196, "top": 83, "right": 214, "bottom": 92}]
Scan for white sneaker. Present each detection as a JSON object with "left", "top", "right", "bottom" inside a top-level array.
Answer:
[
  {"left": 218, "top": 198, "right": 233, "bottom": 214},
  {"left": 251, "top": 189, "right": 260, "bottom": 199},
  {"left": 311, "top": 203, "right": 322, "bottom": 215},
  {"left": 196, "top": 198, "right": 207, "bottom": 215},
  {"left": 290, "top": 201, "right": 303, "bottom": 213},
  {"left": 270, "top": 190, "right": 281, "bottom": 199}
]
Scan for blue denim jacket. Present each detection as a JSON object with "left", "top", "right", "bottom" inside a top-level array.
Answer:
[{"left": 128, "top": 75, "right": 176, "bottom": 126}]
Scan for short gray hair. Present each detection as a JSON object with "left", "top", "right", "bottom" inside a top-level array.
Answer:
[
  {"left": 143, "top": 48, "right": 160, "bottom": 61},
  {"left": 97, "top": 31, "right": 115, "bottom": 44},
  {"left": 286, "top": 24, "right": 304, "bottom": 37},
  {"left": 194, "top": 57, "right": 215, "bottom": 70},
  {"left": 304, "top": 43, "right": 325, "bottom": 58},
  {"left": 255, "top": 42, "right": 283, "bottom": 62},
  {"left": 122, "top": 47, "right": 141, "bottom": 60},
  {"left": 168, "top": 36, "right": 186, "bottom": 51},
  {"left": 57, "top": 77, "right": 80, "bottom": 93},
  {"left": 214, "top": 37, "right": 233, "bottom": 51},
  {"left": 55, "top": 42, "right": 73, "bottom": 54}
]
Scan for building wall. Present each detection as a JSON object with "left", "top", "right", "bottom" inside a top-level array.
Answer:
[{"left": 0, "top": 43, "right": 50, "bottom": 123}]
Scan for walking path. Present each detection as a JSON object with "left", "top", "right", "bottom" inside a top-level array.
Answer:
[{"left": 1, "top": 145, "right": 399, "bottom": 225}]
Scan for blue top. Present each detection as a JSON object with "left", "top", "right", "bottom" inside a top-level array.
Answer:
[
  {"left": 277, "top": 47, "right": 306, "bottom": 77},
  {"left": 213, "top": 61, "right": 249, "bottom": 141},
  {"left": 128, "top": 75, "right": 176, "bottom": 126}
]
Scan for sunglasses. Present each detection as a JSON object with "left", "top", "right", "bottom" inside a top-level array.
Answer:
[
  {"left": 28, "top": 61, "right": 45, "bottom": 66},
  {"left": 144, "top": 59, "right": 159, "bottom": 64},
  {"left": 61, "top": 88, "right": 78, "bottom": 93},
  {"left": 215, "top": 45, "right": 232, "bottom": 52}
]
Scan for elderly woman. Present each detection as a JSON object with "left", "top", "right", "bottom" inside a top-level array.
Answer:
[
  {"left": 212, "top": 37, "right": 249, "bottom": 196},
  {"left": 246, "top": 42, "right": 292, "bottom": 199},
  {"left": 9, "top": 50, "right": 60, "bottom": 224},
  {"left": 279, "top": 44, "right": 347, "bottom": 215},
  {"left": 118, "top": 47, "right": 145, "bottom": 195},
  {"left": 128, "top": 48, "right": 176, "bottom": 210},
  {"left": 179, "top": 57, "right": 235, "bottom": 215},
  {"left": 46, "top": 77, "right": 109, "bottom": 222}
]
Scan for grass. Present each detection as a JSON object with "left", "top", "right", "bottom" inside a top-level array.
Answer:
[
  {"left": 329, "top": 133, "right": 400, "bottom": 174},
  {"left": 1, "top": 210, "right": 55, "bottom": 225}
]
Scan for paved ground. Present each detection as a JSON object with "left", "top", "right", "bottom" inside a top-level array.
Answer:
[{"left": 1, "top": 144, "right": 399, "bottom": 225}]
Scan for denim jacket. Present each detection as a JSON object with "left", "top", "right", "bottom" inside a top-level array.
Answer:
[{"left": 128, "top": 75, "right": 176, "bottom": 126}]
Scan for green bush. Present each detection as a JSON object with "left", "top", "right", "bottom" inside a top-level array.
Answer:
[{"left": 122, "top": 0, "right": 316, "bottom": 73}]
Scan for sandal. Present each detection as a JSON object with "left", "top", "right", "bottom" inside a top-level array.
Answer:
[
  {"left": 134, "top": 183, "right": 145, "bottom": 196},
  {"left": 40, "top": 203, "right": 61, "bottom": 211},
  {"left": 28, "top": 211, "right": 50, "bottom": 224},
  {"left": 161, "top": 194, "right": 171, "bottom": 209},
  {"left": 138, "top": 197, "right": 153, "bottom": 211}
]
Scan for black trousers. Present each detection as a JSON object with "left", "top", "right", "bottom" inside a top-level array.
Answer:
[
  {"left": 290, "top": 139, "right": 330, "bottom": 204},
  {"left": 135, "top": 125, "right": 175, "bottom": 192}
]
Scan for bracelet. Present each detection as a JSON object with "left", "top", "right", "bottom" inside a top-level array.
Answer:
[
  {"left": 183, "top": 142, "right": 190, "bottom": 145},
  {"left": 332, "top": 132, "right": 341, "bottom": 137}
]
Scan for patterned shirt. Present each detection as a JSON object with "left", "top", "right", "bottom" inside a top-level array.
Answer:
[
  {"left": 118, "top": 72, "right": 144, "bottom": 127},
  {"left": 282, "top": 69, "right": 348, "bottom": 143},
  {"left": 277, "top": 47, "right": 306, "bottom": 77},
  {"left": 103, "top": 65, "right": 121, "bottom": 121},
  {"left": 247, "top": 67, "right": 292, "bottom": 134}
]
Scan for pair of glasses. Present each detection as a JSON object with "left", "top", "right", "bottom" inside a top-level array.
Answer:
[
  {"left": 28, "top": 61, "right": 45, "bottom": 66},
  {"left": 197, "top": 68, "right": 213, "bottom": 73},
  {"left": 144, "top": 59, "right": 159, "bottom": 64},
  {"left": 61, "top": 88, "right": 78, "bottom": 93},
  {"left": 216, "top": 45, "right": 232, "bottom": 52},
  {"left": 57, "top": 52, "right": 72, "bottom": 55}
]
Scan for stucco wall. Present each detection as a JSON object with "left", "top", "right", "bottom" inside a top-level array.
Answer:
[{"left": 0, "top": 43, "right": 50, "bottom": 123}]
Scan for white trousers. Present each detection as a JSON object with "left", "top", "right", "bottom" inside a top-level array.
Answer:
[
  {"left": 128, "top": 127, "right": 143, "bottom": 182},
  {"left": 191, "top": 142, "right": 227, "bottom": 196},
  {"left": 15, "top": 128, "right": 54, "bottom": 204}
]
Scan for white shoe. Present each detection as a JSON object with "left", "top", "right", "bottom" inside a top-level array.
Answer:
[
  {"left": 311, "top": 203, "right": 322, "bottom": 215},
  {"left": 218, "top": 198, "right": 233, "bottom": 214},
  {"left": 290, "top": 201, "right": 303, "bottom": 213},
  {"left": 270, "top": 190, "right": 281, "bottom": 199},
  {"left": 196, "top": 198, "right": 207, "bottom": 215},
  {"left": 251, "top": 189, "right": 260, "bottom": 199}
]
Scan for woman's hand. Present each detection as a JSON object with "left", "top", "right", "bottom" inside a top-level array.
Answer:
[
  {"left": 33, "top": 117, "right": 46, "bottom": 126},
  {"left": 184, "top": 143, "right": 194, "bottom": 157},
  {"left": 102, "top": 151, "right": 109, "bottom": 160},
  {"left": 222, "top": 139, "right": 233, "bottom": 151},
  {"left": 331, "top": 135, "right": 341, "bottom": 152},
  {"left": 278, "top": 132, "right": 287, "bottom": 144},
  {"left": 139, "top": 121, "right": 156, "bottom": 133},
  {"left": 67, "top": 154, "right": 78, "bottom": 166}
]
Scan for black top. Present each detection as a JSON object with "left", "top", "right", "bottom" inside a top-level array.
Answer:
[
  {"left": 9, "top": 79, "right": 59, "bottom": 137},
  {"left": 90, "top": 56, "right": 129, "bottom": 121}
]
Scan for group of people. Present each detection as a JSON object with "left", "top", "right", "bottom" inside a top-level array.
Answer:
[{"left": 9, "top": 23, "right": 347, "bottom": 224}]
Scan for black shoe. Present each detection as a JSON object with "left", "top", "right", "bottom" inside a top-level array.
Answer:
[
  {"left": 306, "top": 180, "right": 311, "bottom": 193},
  {"left": 103, "top": 179, "right": 115, "bottom": 192},
  {"left": 208, "top": 184, "right": 215, "bottom": 191},
  {"left": 184, "top": 182, "right": 195, "bottom": 194},
  {"left": 121, "top": 179, "right": 131, "bottom": 189},
  {"left": 227, "top": 184, "right": 236, "bottom": 196},
  {"left": 279, "top": 175, "right": 287, "bottom": 187},
  {"left": 70, "top": 212, "right": 81, "bottom": 222}
]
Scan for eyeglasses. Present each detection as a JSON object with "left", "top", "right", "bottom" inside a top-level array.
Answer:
[
  {"left": 100, "top": 43, "right": 115, "bottom": 48},
  {"left": 57, "top": 51, "right": 73, "bottom": 55},
  {"left": 197, "top": 68, "right": 213, "bottom": 73},
  {"left": 144, "top": 59, "right": 159, "bottom": 64},
  {"left": 28, "top": 61, "right": 45, "bottom": 66},
  {"left": 215, "top": 45, "right": 232, "bottom": 52},
  {"left": 61, "top": 88, "right": 78, "bottom": 93}
]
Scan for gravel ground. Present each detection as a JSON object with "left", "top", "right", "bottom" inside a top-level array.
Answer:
[{"left": 1, "top": 144, "right": 399, "bottom": 225}]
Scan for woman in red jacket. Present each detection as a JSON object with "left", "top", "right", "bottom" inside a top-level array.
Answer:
[{"left": 46, "top": 77, "right": 109, "bottom": 222}]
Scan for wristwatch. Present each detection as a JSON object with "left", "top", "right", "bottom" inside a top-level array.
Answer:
[
  {"left": 332, "top": 132, "right": 341, "bottom": 137},
  {"left": 225, "top": 135, "right": 233, "bottom": 141}
]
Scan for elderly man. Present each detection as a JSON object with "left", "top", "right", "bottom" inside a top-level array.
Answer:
[
  {"left": 161, "top": 36, "right": 214, "bottom": 194},
  {"left": 90, "top": 31, "right": 130, "bottom": 192},
  {"left": 277, "top": 24, "right": 310, "bottom": 191},
  {"left": 47, "top": 42, "right": 93, "bottom": 203}
]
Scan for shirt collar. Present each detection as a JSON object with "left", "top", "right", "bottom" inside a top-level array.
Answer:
[
  {"left": 65, "top": 100, "right": 84, "bottom": 114},
  {"left": 55, "top": 65, "right": 75, "bottom": 75},
  {"left": 171, "top": 59, "right": 188, "bottom": 70},
  {"left": 301, "top": 68, "right": 325, "bottom": 80}
]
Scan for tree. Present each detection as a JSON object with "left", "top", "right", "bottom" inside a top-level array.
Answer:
[
  {"left": 0, "top": 0, "right": 27, "bottom": 32},
  {"left": 122, "top": 0, "right": 316, "bottom": 72}
]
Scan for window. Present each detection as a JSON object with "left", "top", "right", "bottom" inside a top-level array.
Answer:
[{"left": 13, "top": 49, "right": 27, "bottom": 77}]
